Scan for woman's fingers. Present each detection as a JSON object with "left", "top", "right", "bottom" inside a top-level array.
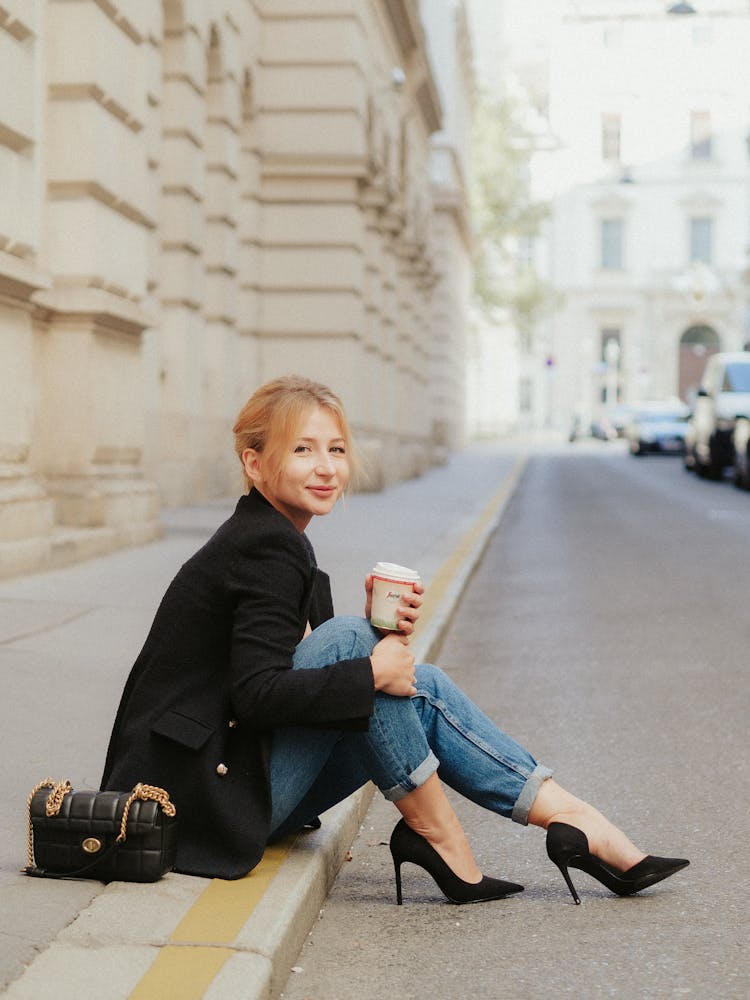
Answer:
[
  {"left": 370, "top": 633, "right": 416, "bottom": 695},
  {"left": 396, "top": 586, "right": 423, "bottom": 632}
]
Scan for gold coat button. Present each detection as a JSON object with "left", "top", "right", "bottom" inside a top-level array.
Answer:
[{"left": 216, "top": 763, "right": 228, "bottom": 776}]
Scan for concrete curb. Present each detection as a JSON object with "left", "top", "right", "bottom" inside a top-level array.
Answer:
[{"left": 2, "top": 456, "right": 526, "bottom": 1000}]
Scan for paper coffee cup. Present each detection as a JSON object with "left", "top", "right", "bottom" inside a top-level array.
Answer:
[{"left": 370, "top": 562, "right": 420, "bottom": 631}]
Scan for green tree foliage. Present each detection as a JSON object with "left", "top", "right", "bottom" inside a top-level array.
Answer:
[{"left": 472, "top": 94, "right": 555, "bottom": 349}]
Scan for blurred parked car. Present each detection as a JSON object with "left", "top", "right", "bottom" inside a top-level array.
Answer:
[
  {"left": 688, "top": 351, "right": 750, "bottom": 478},
  {"left": 627, "top": 401, "right": 691, "bottom": 456},
  {"left": 732, "top": 416, "right": 750, "bottom": 489}
]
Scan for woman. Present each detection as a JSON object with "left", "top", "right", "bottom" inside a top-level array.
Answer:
[{"left": 101, "top": 376, "right": 688, "bottom": 905}]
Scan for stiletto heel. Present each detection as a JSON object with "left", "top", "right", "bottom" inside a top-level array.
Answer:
[
  {"left": 556, "top": 860, "right": 581, "bottom": 905},
  {"left": 393, "top": 857, "right": 403, "bottom": 905},
  {"left": 546, "top": 822, "right": 689, "bottom": 905},
  {"left": 389, "top": 818, "right": 523, "bottom": 905}
]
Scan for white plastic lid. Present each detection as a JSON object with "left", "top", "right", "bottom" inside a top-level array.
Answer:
[{"left": 371, "top": 561, "right": 420, "bottom": 582}]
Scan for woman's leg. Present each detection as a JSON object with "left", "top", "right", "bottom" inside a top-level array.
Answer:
[
  {"left": 270, "top": 619, "right": 491, "bottom": 880},
  {"left": 409, "top": 662, "right": 553, "bottom": 822},
  {"left": 268, "top": 617, "right": 439, "bottom": 835},
  {"left": 409, "top": 663, "right": 645, "bottom": 872},
  {"left": 392, "top": 771, "right": 483, "bottom": 882},
  {"left": 277, "top": 623, "right": 550, "bottom": 819},
  {"left": 272, "top": 618, "right": 642, "bottom": 877},
  {"left": 270, "top": 619, "right": 546, "bottom": 879}
]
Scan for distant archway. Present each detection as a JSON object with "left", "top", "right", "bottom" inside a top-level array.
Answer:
[{"left": 679, "top": 324, "right": 720, "bottom": 401}]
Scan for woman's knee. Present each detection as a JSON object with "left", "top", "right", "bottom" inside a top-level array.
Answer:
[
  {"left": 296, "top": 616, "right": 379, "bottom": 668},
  {"left": 325, "top": 615, "right": 379, "bottom": 654},
  {"left": 413, "top": 662, "right": 446, "bottom": 694}
]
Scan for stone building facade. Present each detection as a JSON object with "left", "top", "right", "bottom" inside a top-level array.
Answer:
[{"left": 0, "top": 0, "right": 474, "bottom": 578}]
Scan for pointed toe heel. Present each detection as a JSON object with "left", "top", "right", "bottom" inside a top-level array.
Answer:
[
  {"left": 546, "top": 822, "right": 689, "bottom": 905},
  {"left": 389, "top": 819, "right": 523, "bottom": 905}
]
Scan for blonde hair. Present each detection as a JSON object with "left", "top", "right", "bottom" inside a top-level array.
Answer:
[{"left": 233, "top": 375, "right": 357, "bottom": 490}]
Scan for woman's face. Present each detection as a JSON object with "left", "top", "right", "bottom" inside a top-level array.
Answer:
[{"left": 242, "top": 405, "right": 350, "bottom": 531}]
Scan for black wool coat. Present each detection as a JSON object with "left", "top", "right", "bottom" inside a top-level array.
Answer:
[{"left": 100, "top": 489, "right": 375, "bottom": 879}]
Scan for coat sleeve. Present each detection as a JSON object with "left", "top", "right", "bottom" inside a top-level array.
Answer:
[
  {"left": 309, "top": 569, "right": 334, "bottom": 627},
  {"left": 227, "top": 523, "right": 374, "bottom": 731}
]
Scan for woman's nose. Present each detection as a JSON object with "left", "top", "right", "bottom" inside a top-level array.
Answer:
[{"left": 315, "top": 452, "right": 335, "bottom": 475}]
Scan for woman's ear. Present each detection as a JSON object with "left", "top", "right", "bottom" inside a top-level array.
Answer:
[{"left": 241, "top": 448, "right": 263, "bottom": 488}]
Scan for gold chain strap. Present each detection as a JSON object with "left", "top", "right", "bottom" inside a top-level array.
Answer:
[
  {"left": 25, "top": 778, "right": 63, "bottom": 869},
  {"left": 115, "top": 783, "right": 176, "bottom": 843},
  {"left": 25, "top": 779, "right": 176, "bottom": 869}
]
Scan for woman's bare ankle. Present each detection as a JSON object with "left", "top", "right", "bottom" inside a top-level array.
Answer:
[
  {"left": 528, "top": 780, "right": 645, "bottom": 871},
  {"left": 396, "top": 776, "right": 482, "bottom": 883}
]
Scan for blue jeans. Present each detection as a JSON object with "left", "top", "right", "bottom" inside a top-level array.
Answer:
[{"left": 268, "top": 617, "right": 552, "bottom": 839}]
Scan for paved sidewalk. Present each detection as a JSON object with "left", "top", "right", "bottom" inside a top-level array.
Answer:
[{"left": 0, "top": 443, "right": 527, "bottom": 1000}]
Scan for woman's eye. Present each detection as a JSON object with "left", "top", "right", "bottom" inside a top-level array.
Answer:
[
  {"left": 330, "top": 446, "right": 346, "bottom": 455},
  {"left": 294, "top": 445, "right": 311, "bottom": 454}
]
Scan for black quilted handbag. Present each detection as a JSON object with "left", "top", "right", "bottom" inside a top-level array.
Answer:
[{"left": 24, "top": 779, "right": 178, "bottom": 883}]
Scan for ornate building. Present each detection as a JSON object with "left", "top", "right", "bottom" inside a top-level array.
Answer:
[
  {"left": 469, "top": 0, "right": 750, "bottom": 434},
  {"left": 0, "top": 0, "right": 474, "bottom": 577},
  {"left": 534, "top": 0, "right": 750, "bottom": 430}
]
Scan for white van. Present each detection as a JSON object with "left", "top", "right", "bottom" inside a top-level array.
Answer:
[{"left": 689, "top": 351, "right": 750, "bottom": 478}]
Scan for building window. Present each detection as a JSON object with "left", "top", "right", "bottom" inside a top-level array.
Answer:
[
  {"left": 690, "top": 110, "right": 712, "bottom": 160},
  {"left": 600, "top": 218, "right": 624, "bottom": 269},
  {"left": 601, "top": 113, "right": 621, "bottom": 161},
  {"left": 689, "top": 216, "right": 713, "bottom": 264}
]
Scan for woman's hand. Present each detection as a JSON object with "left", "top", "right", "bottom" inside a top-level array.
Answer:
[
  {"left": 364, "top": 575, "right": 424, "bottom": 638},
  {"left": 370, "top": 633, "right": 416, "bottom": 696}
]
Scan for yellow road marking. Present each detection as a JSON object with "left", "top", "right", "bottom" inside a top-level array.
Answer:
[
  {"left": 169, "top": 841, "right": 294, "bottom": 944},
  {"left": 128, "top": 947, "right": 234, "bottom": 1000},
  {"left": 127, "top": 454, "right": 526, "bottom": 998}
]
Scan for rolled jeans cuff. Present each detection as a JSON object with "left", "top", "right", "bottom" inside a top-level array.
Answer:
[
  {"left": 510, "top": 764, "right": 554, "bottom": 825},
  {"left": 381, "top": 750, "right": 440, "bottom": 802}
]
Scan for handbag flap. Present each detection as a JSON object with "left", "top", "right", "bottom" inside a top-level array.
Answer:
[{"left": 31, "top": 789, "right": 123, "bottom": 832}]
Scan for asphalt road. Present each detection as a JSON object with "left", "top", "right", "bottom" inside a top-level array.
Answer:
[{"left": 280, "top": 444, "right": 750, "bottom": 1000}]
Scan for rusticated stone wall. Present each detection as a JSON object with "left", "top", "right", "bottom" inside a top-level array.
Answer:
[{"left": 0, "top": 0, "right": 474, "bottom": 577}]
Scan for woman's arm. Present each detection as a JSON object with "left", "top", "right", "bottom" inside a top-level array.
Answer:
[{"left": 227, "top": 527, "right": 374, "bottom": 731}]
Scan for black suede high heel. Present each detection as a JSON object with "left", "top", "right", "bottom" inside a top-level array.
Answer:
[
  {"left": 546, "top": 822, "right": 689, "bottom": 905},
  {"left": 389, "top": 818, "right": 524, "bottom": 905}
]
